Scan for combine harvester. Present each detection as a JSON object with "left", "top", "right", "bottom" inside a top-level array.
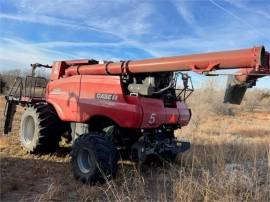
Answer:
[{"left": 3, "top": 46, "right": 270, "bottom": 184}]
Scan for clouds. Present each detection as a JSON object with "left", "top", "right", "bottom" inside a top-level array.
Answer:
[
  {"left": 0, "top": 38, "right": 75, "bottom": 69},
  {"left": 3, "top": 0, "right": 156, "bottom": 39},
  {"left": 223, "top": 0, "right": 270, "bottom": 20},
  {"left": 0, "top": 0, "right": 269, "bottom": 74},
  {"left": 171, "top": 0, "right": 204, "bottom": 36},
  {"left": 0, "top": 37, "right": 131, "bottom": 70}
]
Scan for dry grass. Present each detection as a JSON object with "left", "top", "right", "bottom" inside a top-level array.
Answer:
[{"left": 0, "top": 90, "right": 270, "bottom": 201}]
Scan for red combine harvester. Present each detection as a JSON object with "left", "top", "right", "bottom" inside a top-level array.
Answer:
[{"left": 3, "top": 46, "right": 270, "bottom": 184}]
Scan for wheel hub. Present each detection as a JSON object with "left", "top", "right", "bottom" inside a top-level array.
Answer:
[
  {"left": 77, "top": 149, "right": 94, "bottom": 174},
  {"left": 23, "top": 115, "right": 35, "bottom": 144}
]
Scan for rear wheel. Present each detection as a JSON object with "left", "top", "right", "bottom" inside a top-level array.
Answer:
[
  {"left": 20, "top": 103, "right": 70, "bottom": 153},
  {"left": 71, "top": 133, "right": 118, "bottom": 185}
]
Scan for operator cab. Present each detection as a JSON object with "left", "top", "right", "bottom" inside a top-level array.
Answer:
[{"left": 123, "top": 72, "right": 194, "bottom": 107}]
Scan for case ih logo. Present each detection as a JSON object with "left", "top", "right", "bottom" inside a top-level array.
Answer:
[{"left": 96, "top": 93, "right": 118, "bottom": 101}]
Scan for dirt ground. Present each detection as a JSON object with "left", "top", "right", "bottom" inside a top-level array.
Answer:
[{"left": 0, "top": 95, "right": 269, "bottom": 202}]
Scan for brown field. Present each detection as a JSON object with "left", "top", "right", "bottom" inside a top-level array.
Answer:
[{"left": 0, "top": 92, "right": 270, "bottom": 202}]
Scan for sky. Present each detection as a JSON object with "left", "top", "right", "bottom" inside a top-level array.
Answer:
[{"left": 0, "top": 0, "right": 269, "bottom": 89}]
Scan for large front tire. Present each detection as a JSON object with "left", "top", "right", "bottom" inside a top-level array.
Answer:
[
  {"left": 71, "top": 133, "right": 118, "bottom": 185},
  {"left": 20, "top": 103, "right": 69, "bottom": 153}
]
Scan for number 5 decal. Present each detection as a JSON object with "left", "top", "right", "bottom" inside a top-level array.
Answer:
[{"left": 148, "top": 113, "right": 156, "bottom": 125}]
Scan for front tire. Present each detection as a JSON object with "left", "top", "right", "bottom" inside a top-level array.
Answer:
[
  {"left": 20, "top": 103, "right": 69, "bottom": 153},
  {"left": 71, "top": 133, "right": 118, "bottom": 185}
]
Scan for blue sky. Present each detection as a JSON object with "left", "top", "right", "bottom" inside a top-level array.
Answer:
[{"left": 0, "top": 0, "right": 269, "bottom": 88}]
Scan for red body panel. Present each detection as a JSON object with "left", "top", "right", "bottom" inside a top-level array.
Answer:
[
  {"left": 78, "top": 75, "right": 143, "bottom": 128},
  {"left": 46, "top": 75, "right": 191, "bottom": 128},
  {"left": 46, "top": 75, "right": 81, "bottom": 121},
  {"left": 138, "top": 98, "right": 190, "bottom": 128}
]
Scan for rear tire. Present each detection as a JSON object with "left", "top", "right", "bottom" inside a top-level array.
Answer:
[
  {"left": 71, "top": 133, "right": 118, "bottom": 185},
  {"left": 20, "top": 103, "right": 69, "bottom": 153}
]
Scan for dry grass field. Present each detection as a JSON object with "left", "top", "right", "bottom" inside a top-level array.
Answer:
[{"left": 0, "top": 89, "right": 270, "bottom": 202}]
